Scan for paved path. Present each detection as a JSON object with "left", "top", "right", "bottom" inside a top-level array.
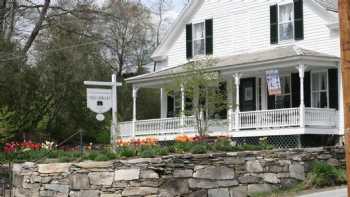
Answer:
[{"left": 297, "top": 187, "right": 347, "bottom": 197}]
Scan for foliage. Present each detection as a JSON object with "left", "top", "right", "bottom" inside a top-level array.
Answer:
[
  {"left": 251, "top": 162, "right": 346, "bottom": 197},
  {"left": 190, "top": 143, "right": 208, "bottom": 154},
  {"left": 305, "top": 161, "right": 346, "bottom": 188},
  {"left": 167, "top": 58, "right": 227, "bottom": 136},
  {"left": 212, "top": 137, "right": 235, "bottom": 152}
]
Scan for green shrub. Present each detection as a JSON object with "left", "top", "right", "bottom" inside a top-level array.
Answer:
[
  {"left": 306, "top": 161, "right": 346, "bottom": 188},
  {"left": 95, "top": 131, "right": 110, "bottom": 144},
  {"left": 213, "top": 138, "right": 234, "bottom": 151},
  {"left": 154, "top": 147, "right": 169, "bottom": 156},
  {"left": 83, "top": 151, "right": 99, "bottom": 160},
  {"left": 190, "top": 144, "right": 208, "bottom": 154},
  {"left": 172, "top": 142, "right": 193, "bottom": 153},
  {"left": 139, "top": 149, "right": 156, "bottom": 158},
  {"left": 118, "top": 147, "right": 137, "bottom": 158},
  {"left": 94, "top": 154, "right": 110, "bottom": 161}
]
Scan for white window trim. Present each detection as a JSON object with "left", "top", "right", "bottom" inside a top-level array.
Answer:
[
  {"left": 192, "top": 21, "right": 206, "bottom": 58},
  {"left": 274, "top": 74, "right": 292, "bottom": 108},
  {"left": 277, "top": 2, "right": 295, "bottom": 42},
  {"left": 311, "top": 70, "right": 329, "bottom": 108}
]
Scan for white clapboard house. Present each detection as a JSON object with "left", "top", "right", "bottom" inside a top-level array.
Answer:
[{"left": 119, "top": 0, "right": 342, "bottom": 146}]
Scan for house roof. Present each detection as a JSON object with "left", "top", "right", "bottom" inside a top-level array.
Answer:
[
  {"left": 313, "top": 0, "right": 338, "bottom": 12},
  {"left": 127, "top": 45, "right": 339, "bottom": 84}
]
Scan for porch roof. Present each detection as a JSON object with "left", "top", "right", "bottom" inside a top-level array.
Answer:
[{"left": 126, "top": 45, "right": 339, "bottom": 86}]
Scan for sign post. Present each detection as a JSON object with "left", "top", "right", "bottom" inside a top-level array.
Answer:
[{"left": 84, "top": 73, "right": 122, "bottom": 147}]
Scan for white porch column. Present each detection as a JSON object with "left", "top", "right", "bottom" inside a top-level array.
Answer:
[
  {"left": 132, "top": 86, "right": 139, "bottom": 138},
  {"left": 234, "top": 73, "right": 241, "bottom": 131},
  {"left": 180, "top": 84, "right": 185, "bottom": 132},
  {"left": 261, "top": 75, "right": 268, "bottom": 110},
  {"left": 227, "top": 80, "right": 234, "bottom": 131},
  {"left": 298, "top": 64, "right": 305, "bottom": 128},
  {"left": 338, "top": 66, "right": 345, "bottom": 135},
  {"left": 160, "top": 88, "right": 168, "bottom": 118}
]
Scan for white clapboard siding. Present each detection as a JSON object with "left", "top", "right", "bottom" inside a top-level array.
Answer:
[{"left": 163, "top": 0, "right": 340, "bottom": 68}]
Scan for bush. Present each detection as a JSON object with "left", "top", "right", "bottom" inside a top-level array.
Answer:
[
  {"left": 213, "top": 138, "right": 234, "bottom": 152},
  {"left": 95, "top": 131, "right": 110, "bottom": 144},
  {"left": 118, "top": 147, "right": 136, "bottom": 158},
  {"left": 154, "top": 146, "right": 169, "bottom": 156},
  {"left": 305, "top": 161, "right": 346, "bottom": 188},
  {"left": 171, "top": 142, "right": 193, "bottom": 153},
  {"left": 94, "top": 154, "right": 110, "bottom": 161},
  {"left": 190, "top": 144, "right": 208, "bottom": 154},
  {"left": 139, "top": 149, "right": 156, "bottom": 158}
]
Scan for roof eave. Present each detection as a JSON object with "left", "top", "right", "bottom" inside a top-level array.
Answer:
[{"left": 126, "top": 55, "right": 339, "bottom": 85}]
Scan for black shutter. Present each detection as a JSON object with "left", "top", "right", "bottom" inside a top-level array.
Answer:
[
  {"left": 205, "top": 19, "right": 213, "bottom": 55},
  {"left": 186, "top": 24, "right": 193, "bottom": 59},
  {"left": 294, "top": 0, "right": 304, "bottom": 40},
  {"left": 268, "top": 95, "right": 275, "bottom": 109},
  {"left": 167, "top": 93, "right": 174, "bottom": 118},
  {"left": 304, "top": 72, "right": 311, "bottom": 107},
  {"left": 328, "top": 69, "right": 339, "bottom": 109},
  {"left": 270, "top": 4, "right": 278, "bottom": 44},
  {"left": 291, "top": 73, "right": 300, "bottom": 107}
]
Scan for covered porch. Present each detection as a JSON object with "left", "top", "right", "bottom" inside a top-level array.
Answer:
[{"left": 120, "top": 46, "right": 343, "bottom": 141}]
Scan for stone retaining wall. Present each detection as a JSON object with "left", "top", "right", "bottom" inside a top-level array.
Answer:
[{"left": 12, "top": 147, "right": 345, "bottom": 197}]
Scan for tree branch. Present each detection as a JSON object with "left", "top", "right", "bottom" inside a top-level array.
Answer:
[{"left": 22, "top": 0, "right": 50, "bottom": 54}]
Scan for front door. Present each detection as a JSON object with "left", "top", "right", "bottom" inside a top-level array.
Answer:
[{"left": 240, "top": 78, "right": 256, "bottom": 112}]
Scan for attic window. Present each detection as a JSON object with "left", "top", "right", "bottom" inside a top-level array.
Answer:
[
  {"left": 193, "top": 22, "right": 205, "bottom": 56},
  {"left": 279, "top": 3, "right": 294, "bottom": 41}
]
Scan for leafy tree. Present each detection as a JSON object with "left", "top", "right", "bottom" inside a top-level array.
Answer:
[{"left": 167, "top": 58, "right": 227, "bottom": 136}]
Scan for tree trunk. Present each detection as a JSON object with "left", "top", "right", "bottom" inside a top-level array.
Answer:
[
  {"left": 0, "top": 0, "right": 7, "bottom": 37},
  {"left": 23, "top": 0, "right": 50, "bottom": 54}
]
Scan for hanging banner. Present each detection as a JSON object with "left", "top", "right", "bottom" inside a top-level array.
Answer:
[
  {"left": 266, "top": 70, "right": 282, "bottom": 96},
  {"left": 87, "top": 88, "right": 112, "bottom": 114}
]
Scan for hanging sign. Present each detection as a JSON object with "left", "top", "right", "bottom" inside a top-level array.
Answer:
[
  {"left": 266, "top": 70, "right": 282, "bottom": 96},
  {"left": 87, "top": 88, "right": 112, "bottom": 114}
]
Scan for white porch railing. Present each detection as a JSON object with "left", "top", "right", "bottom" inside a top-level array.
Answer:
[
  {"left": 239, "top": 108, "right": 300, "bottom": 129},
  {"left": 305, "top": 108, "right": 338, "bottom": 127},
  {"left": 119, "top": 107, "right": 338, "bottom": 139},
  {"left": 119, "top": 116, "right": 197, "bottom": 138}
]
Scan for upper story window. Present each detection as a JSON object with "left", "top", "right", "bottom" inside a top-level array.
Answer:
[
  {"left": 279, "top": 3, "right": 294, "bottom": 41},
  {"left": 186, "top": 19, "right": 213, "bottom": 59},
  {"left": 270, "top": 0, "right": 304, "bottom": 44},
  {"left": 193, "top": 22, "right": 206, "bottom": 56}
]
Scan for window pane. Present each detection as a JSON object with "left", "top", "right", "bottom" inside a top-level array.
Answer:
[
  {"left": 284, "top": 77, "right": 290, "bottom": 94},
  {"left": 279, "top": 4, "right": 293, "bottom": 23},
  {"left": 193, "top": 23, "right": 204, "bottom": 40},
  {"left": 193, "top": 39, "right": 205, "bottom": 56},
  {"left": 320, "top": 92, "right": 327, "bottom": 108},
  {"left": 312, "top": 92, "right": 320, "bottom": 108},
  {"left": 321, "top": 72, "right": 327, "bottom": 90},
  {"left": 312, "top": 73, "right": 319, "bottom": 91},
  {"left": 279, "top": 23, "right": 293, "bottom": 41}
]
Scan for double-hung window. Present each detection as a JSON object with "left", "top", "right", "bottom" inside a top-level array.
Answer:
[
  {"left": 193, "top": 22, "right": 205, "bottom": 57},
  {"left": 275, "top": 76, "right": 291, "bottom": 109},
  {"left": 311, "top": 72, "right": 328, "bottom": 108},
  {"left": 278, "top": 3, "right": 294, "bottom": 41}
]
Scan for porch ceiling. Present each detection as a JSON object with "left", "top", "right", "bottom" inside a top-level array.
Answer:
[{"left": 126, "top": 45, "right": 339, "bottom": 88}]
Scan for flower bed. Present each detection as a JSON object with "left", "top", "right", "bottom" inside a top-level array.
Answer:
[{"left": 0, "top": 136, "right": 273, "bottom": 163}]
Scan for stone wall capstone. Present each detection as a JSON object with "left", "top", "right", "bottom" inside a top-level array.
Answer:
[{"left": 11, "top": 146, "right": 345, "bottom": 197}]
